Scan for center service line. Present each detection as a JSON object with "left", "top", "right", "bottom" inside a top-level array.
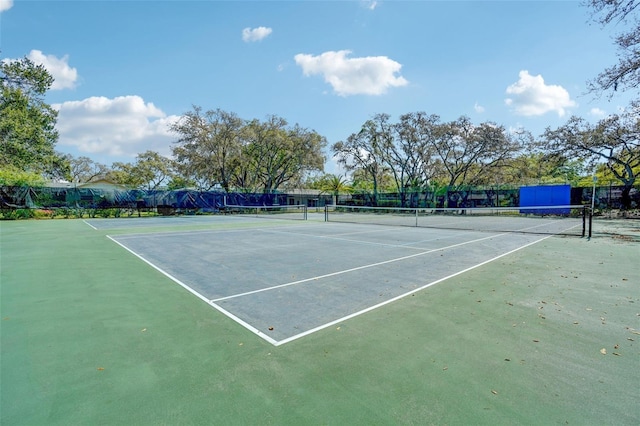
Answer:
[{"left": 211, "top": 231, "right": 506, "bottom": 302}]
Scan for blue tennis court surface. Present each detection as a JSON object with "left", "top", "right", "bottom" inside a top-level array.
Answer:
[{"left": 96, "top": 217, "right": 571, "bottom": 346}]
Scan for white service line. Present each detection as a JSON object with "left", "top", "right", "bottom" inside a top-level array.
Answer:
[
  {"left": 256, "top": 227, "right": 463, "bottom": 251},
  {"left": 273, "top": 233, "right": 554, "bottom": 346},
  {"left": 107, "top": 218, "right": 582, "bottom": 347},
  {"left": 111, "top": 222, "right": 304, "bottom": 240},
  {"left": 106, "top": 235, "right": 279, "bottom": 346},
  {"left": 211, "top": 231, "right": 506, "bottom": 302}
]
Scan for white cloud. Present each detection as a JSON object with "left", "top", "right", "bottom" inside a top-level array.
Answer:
[
  {"left": 27, "top": 50, "right": 78, "bottom": 90},
  {"left": 474, "top": 102, "right": 485, "bottom": 113},
  {"left": 294, "top": 50, "right": 408, "bottom": 96},
  {"left": 242, "top": 26, "right": 272, "bottom": 42},
  {"left": 505, "top": 70, "right": 576, "bottom": 117},
  {"left": 589, "top": 107, "right": 607, "bottom": 118},
  {"left": 0, "top": 0, "right": 13, "bottom": 12},
  {"left": 363, "top": 0, "right": 378, "bottom": 10},
  {"left": 53, "top": 96, "right": 180, "bottom": 161}
]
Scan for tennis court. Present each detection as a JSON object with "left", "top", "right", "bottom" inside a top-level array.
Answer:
[
  {"left": 2, "top": 213, "right": 638, "bottom": 425},
  {"left": 97, "top": 208, "right": 584, "bottom": 345}
]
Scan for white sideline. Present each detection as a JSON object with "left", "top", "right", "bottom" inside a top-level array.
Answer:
[
  {"left": 274, "top": 233, "right": 555, "bottom": 346},
  {"left": 211, "top": 231, "right": 506, "bottom": 302},
  {"left": 107, "top": 219, "right": 580, "bottom": 347},
  {"left": 106, "top": 235, "right": 279, "bottom": 346}
]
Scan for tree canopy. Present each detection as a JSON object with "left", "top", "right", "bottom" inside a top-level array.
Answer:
[
  {"left": 586, "top": 0, "right": 640, "bottom": 96},
  {"left": 170, "top": 107, "right": 244, "bottom": 191},
  {"left": 171, "top": 107, "right": 326, "bottom": 193},
  {"left": 66, "top": 155, "right": 110, "bottom": 183},
  {"left": 108, "top": 151, "right": 174, "bottom": 190},
  {"left": 542, "top": 103, "right": 640, "bottom": 207},
  {"left": 0, "top": 55, "right": 62, "bottom": 176},
  {"left": 333, "top": 113, "right": 527, "bottom": 206}
]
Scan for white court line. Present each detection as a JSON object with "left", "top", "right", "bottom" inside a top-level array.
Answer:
[
  {"left": 273, "top": 220, "right": 581, "bottom": 345},
  {"left": 257, "top": 227, "right": 466, "bottom": 251},
  {"left": 82, "top": 219, "right": 98, "bottom": 230},
  {"left": 215, "top": 219, "right": 581, "bottom": 304},
  {"left": 240, "top": 219, "right": 395, "bottom": 238},
  {"left": 521, "top": 218, "right": 581, "bottom": 232},
  {"left": 320, "top": 227, "right": 411, "bottom": 238},
  {"left": 419, "top": 217, "right": 581, "bottom": 236},
  {"left": 274, "top": 233, "right": 555, "bottom": 346},
  {"left": 106, "top": 235, "right": 279, "bottom": 346},
  {"left": 111, "top": 222, "right": 305, "bottom": 240},
  {"left": 108, "top": 219, "right": 580, "bottom": 347},
  {"left": 211, "top": 231, "right": 506, "bottom": 302}
]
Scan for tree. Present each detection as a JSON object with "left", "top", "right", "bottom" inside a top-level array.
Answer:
[
  {"left": 308, "top": 173, "right": 352, "bottom": 204},
  {"left": 429, "top": 117, "right": 526, "bottom": 188},
  {"left": 334, "top": 113, "right": 527, "bottom": 207},
  {"left": 166, "top": 175, "right": 196, "bottom": 190},
  {"left": 586, "top": 0, "right": 640, "bottom": 96},
  {"left": 240, "top": 116, "right": 326, "bottom": 194},
  {"left": 542, "top": 104, "right": 640, "bottom": 208},
  {"left": 171, "top": 106, "right": 244, "bottom": 191},
  {"left": 492, "top": 153, "right": 589, "bottom": 186},
  {"left": 108, "top": 162, "right": 143, "bottom": 188},
  {"left": 66, "top": 155, "right": 110, "bottom": 183},
  {"left": 228, "top": 146, "right": 259, "bottom": 192},
  {"left": 131, "top": 150, "right": 174, "bottom": 190},
  {"left": 350, "top": 167, "right": 396, "bottom": 194},
  {"left": 0, "top": 55, "right": 60, "bottom": 175},
  {"left": 387, "top": 112, "right": 441, "bottom": 206},
  {"left": 0, "top": 167, "right": 45, "bottom": 187},
  {"left": 109, "top": 151, "right": 174, "bottom": 190},
  {"left": 171, "top": 108, "right": 326, "bottom": 193},
  {"left": 332, "top": 116, "right": 389, "bottom": 206},
  {"left": 492, "top": 153, "right": 558, "bottom": 186}
]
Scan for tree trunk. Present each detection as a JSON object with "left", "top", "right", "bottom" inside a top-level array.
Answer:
[{"left": 621, "top": 185, "right": 632, "bottom": 210}]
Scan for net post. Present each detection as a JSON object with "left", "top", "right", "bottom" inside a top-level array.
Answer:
[
  {"left": 324, "top": 205, "right": 328, "bottom": 222},
  {"left": 588, "top": 207, "right": 593, "bottom": 239},
  {"left": 415, "top": 208, "right": 418, "bottom": 227},
  {"left": 303, "top": 205, "right": 308, "bottom": 220},
  {"left": 582, "top": 205, "right": 586, "bottom": 237}
]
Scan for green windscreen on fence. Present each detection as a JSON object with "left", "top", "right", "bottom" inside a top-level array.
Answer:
[{"left": 224, "top": 204, "right": 308, "bottom": 220}]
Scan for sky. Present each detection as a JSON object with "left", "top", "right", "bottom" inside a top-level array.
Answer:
[{"left": 0, "top": 0, "right": 635, "bottom": 176}]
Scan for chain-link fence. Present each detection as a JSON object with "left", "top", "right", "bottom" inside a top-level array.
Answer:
[{"left": 1, "top": 184, "right": 638, "bottom": 219}]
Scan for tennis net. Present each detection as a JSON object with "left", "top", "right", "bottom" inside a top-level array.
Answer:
[
  {"left": 325, "top": 205, "right": 591, "bottom": 237},
  {"left": 224, "top": 204, "right": 308, "bottom": 220}
]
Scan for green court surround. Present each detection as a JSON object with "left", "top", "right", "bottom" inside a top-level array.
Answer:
[{"left": 1, "top": 218, "right": 638, "bottom": 425}]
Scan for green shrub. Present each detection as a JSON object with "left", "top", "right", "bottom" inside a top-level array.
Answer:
[
  {"left": 1, "top": 209, "right": 34, "bottom": 220},
  {"left": 98, "top": 208, "right": 116, "bottom": 218},
  {"left": 33, "top": 209, "right": 54, "bottom": 219},
  {"left": 59, "top": 207, "right": 84, "bottom": 219}
]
